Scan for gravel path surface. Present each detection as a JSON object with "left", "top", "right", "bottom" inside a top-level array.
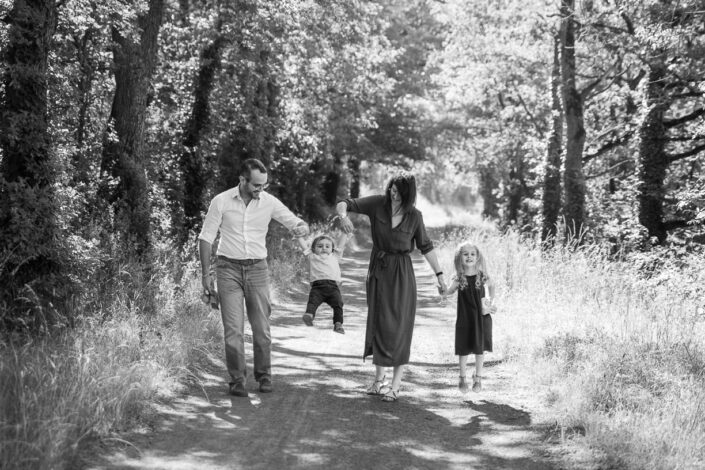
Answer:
[{"left": 85, "top": 241, "right": 556, "bottom": 470}]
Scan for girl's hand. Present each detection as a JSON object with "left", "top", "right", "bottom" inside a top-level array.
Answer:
[{"left": 482, "top": 298, "right": 497, "bottom": 315}]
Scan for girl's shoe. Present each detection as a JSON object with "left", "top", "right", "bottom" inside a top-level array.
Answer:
[
  {"left": 381, "top": 388, "right": 398, "bottom": 402},
  {"left": 458, "top": 375, "right": 469, "bottom": 393},
  {"left": 366, "top": 376, "right": 388, "bottom": 395},
  {"left": 472, "top": 373, "right": 482, "bottom": 392}
]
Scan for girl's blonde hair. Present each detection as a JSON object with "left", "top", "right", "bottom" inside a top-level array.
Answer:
[{"left": 453, "top": 242, "right": 490, "bottom": 291}]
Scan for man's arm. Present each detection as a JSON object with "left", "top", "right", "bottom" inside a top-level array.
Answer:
[
  {"left": 270, "top": 196, "right": 309, "bottom": 237},
  {"left": 199, "top": 239, "right": 215, "bottom": 295},
  {"left": 296, "top": 235, "right": 310, "bottom": 253}
]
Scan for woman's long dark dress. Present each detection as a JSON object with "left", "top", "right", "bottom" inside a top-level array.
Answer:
[
  {"left": 455, "top": 275, "right": 492, "bottom": 355},
  {"left": 344, "top": 195, "right": 434, "bottom": 366}
]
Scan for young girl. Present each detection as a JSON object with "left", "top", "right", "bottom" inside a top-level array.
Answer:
[
  {"left": 296, "top": 231, "right": 350, "bottom": 334},
  {"left": 443, "top": 242, "right": 496, "bottom": 392}
]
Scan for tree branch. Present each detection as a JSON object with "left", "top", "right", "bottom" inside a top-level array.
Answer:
[
  {"left": 586, "top": 159, "right": 631, "bottom": 180},
  {"left": 620, "top": 12, "right": 635, "bottom": 34},
  {"left": 584, "top": 130, "right": 634, "bottom": 162},
  {"left": 580, "top": 78, "right": 605, "bottom": 100},
  {"left": 664, "top": 134, "right": 705, "bottom": 142},
  {"left": 669, "top": 143, "right": 705, "bottom": 162},
  {"left": 588, "top": 21, "right": 631, "bottom": 35},
  {"left": 664, "top": 219, "right": 700, "bottom": 231},
  {"left": 672, "top": 91, "right": 704, "bottom": 99},
  {"left": 664, "top": 108, "right": 705, "bottom": 128},
  {"left": 515, "top": 91, "right": 544, "bottom": 135}
]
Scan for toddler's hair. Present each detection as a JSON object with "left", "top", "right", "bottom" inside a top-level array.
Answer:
[
  {"left": 453, "top": 242, "right": 490, "bottom": 290},
  {"left": 310, "top": 234, "right": 336, "bottom": 251}
]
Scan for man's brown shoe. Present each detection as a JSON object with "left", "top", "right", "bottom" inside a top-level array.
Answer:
[
  {"left": 229, "top": 382, "right": 248, "bottom": 397},
  {"left": 259, "top": 378, "right": 273, "bottom": 393}
]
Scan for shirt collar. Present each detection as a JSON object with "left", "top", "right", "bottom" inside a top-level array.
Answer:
[{"left": 231, "top": 185, "right": 265, "bottom": 202}]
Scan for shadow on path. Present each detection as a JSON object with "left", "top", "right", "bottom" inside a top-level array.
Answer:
[{"left": 84, "top": 237, "right": 555, "bottom": 470}]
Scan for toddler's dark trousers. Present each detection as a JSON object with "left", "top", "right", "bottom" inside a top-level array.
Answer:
[{"left": 305, "top": 280, "right": 344, "bottom": 324}]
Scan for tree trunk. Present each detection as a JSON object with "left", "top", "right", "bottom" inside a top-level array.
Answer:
[
  {"left": 177, "top": 28, "right": 226, "bottom": 246},
  {"left": 637, "top": 63, "right": 669, "bottom": 243},
  {"left": 560, "top": 0, "right": 586, "bottom": 241},
  {"left": 0, "top": 0, "right": 62, "bottom": 329},
  {"left": 506, "top": 149, "right": 524, "bottom": 225},
  {"left": 541, "top": 35, "right": 563, "bottom": 243},
  {"left": 71, "top": 29, "right": 97, "bottom": 184},
  {"left": 348, "top": 156, "right": 361, "bottom": 198},
  {"left": 100, "top": 0, "right": 165, "bottom": 260},
  {"left": 479, "top": 166, "right": 499, "bottom": 219}
]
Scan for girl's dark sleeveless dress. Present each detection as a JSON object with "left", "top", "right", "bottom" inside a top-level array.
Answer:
[{"left": 455, "top": 275, "right": 492, "bottom": 355}]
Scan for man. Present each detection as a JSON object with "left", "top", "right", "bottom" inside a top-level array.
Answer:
[{"left": 199, "top": 158, "right": 309, "bottom": 397}]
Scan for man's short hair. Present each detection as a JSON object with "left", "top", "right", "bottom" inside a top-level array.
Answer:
[{"left": 240, "top": 158, "right": 267, "bottom": 178}]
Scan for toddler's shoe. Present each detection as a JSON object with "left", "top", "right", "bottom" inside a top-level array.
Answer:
[
  {"left": 458, "top": 376, "right": 469, "bottom": 393},
  {"left": 333, "top": 322, "right": 345, "bottom": 334},
  {"left": 302, "top": 313, "right": 314, "bottom": 326},
  {"left": 472, "top": 373, "right": 482, "bottom": 392}
]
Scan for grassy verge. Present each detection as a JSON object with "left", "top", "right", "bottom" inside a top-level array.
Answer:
[
  {"left": 0, "top": 259, "right": 223, "bottom": 470},
  {"left": 3, "top": 218, "right": 702, "bottom": 470},
  {"left": 0, "top": 221, "right": 337, "bottom": 470},
  {"left": 431, "top": 225, "right": 705, "bottom": 470}
]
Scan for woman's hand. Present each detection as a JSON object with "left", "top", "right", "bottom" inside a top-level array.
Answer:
[
  {"left": 437, "top": 276, "right": 448, "bottom": 295},
  {"left": 339, "top": 216, "right": 355, "bottom": 234}
]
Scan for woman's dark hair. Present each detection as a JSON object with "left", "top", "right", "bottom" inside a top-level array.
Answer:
[
  {"left": 240, "top": 158, "right": 268, "bottom": 178},
  {"left": 384, "top": 171, "right": 416, "bottom": 214}
]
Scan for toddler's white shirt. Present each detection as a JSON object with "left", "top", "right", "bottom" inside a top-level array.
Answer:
[{"left": 303, "top": 248, "right": 342, "bottom": 284}]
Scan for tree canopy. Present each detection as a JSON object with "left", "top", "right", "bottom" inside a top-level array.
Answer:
[{"left": 1, "top": 0, "right": 703, "bottom": 331}]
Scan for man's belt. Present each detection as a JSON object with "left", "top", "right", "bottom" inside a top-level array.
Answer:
[{"left": 218, "top": 256, "right": 264, "bottom": 266}]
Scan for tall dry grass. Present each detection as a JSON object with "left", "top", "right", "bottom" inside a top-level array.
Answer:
[
  {"left": 0, "top": 259, "right": 223, "bottom": 470},
  {"left": 433, "top": 225, "right": 705, "bottom": 470}
]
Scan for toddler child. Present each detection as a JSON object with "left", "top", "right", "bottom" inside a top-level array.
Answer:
[
  {"left": 297, "top": 231, "right": 350, "bottom": 334},
  {"left": 442, "top": 241, "right": 497, "bottom": 392}
]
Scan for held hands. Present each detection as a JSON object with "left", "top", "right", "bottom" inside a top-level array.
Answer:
[
  {"left": 292, "top": 222, "right": 310, "bottom": 238},
  {"left": 482, "top": 298, "right": 497, "bottom": 315},
  {"left": 437, "top": 276, "right": 448, "bottom": 296},
  {"left": 338, "top": 216, "right": 355, "bottom": 234}
]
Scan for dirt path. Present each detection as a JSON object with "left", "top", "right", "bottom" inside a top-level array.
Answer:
[{"left": 85, "top": 242, "right": 556, "bottom": 470}]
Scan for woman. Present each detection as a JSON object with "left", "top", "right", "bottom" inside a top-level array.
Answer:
[{"left": 336, "top": 172, "right": 447, "bottom": 402}]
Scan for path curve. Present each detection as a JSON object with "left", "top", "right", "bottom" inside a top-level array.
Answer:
[{"left": 85, "top": 239, "right": 555, "bottom": 470}]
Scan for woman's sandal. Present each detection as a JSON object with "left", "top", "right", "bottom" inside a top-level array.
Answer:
[
  {"left": 458, "top": 375, "right": 469, "bottom": 393},
  {"left": 381, "top": 388, "right": 398, "bottom": 402},
  {"left": 472, "top": 373, "right": 482, "bottom": 392},
  {"left": 366, "top": 376, "right": 388, "bottom": 395}
]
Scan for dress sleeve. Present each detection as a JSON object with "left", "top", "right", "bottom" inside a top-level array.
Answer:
[
  {"left": 340, "top": 195, "right": 385, "bottom": 217},
  {"left": 413, "top": 210, "right": 434, "bottom": 254}
]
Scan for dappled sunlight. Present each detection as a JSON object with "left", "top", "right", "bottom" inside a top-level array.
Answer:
[{"left": 86, "top": 238, "right": 554, "bottom": 470}]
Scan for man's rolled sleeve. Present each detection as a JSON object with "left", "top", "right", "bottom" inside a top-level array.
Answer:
[
  {"left": 198, "top": 198, "right": 222, "bottom": 244},
  {"left": 270, "top": 196, "right": 304, "bottom": 231}
]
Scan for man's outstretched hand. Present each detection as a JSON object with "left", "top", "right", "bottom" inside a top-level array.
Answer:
[{"left": 292, "top": 222, "right": 310, "bottom": 238}]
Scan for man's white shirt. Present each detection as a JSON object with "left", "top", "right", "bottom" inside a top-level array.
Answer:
[{"left": 199, "top": 186, "right": 304, "bottom": 259}]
